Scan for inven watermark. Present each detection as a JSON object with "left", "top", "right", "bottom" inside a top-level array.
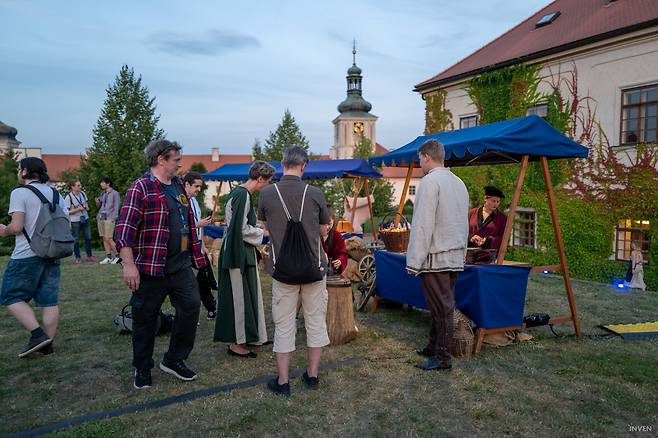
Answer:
[{"left": 628, "top": 424, "right": 653, "bottom": 432}]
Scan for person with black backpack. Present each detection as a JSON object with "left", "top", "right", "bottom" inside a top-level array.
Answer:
[
  {"left": 0, "top": 157, "right": 72, "bottom": 358},
  {"left": 258, "top": 146, "right": 331, "bottom": 396}
]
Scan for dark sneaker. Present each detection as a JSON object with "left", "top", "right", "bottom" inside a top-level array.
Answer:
[
  {"left": 39, "top": 343, "right": 54, "bottom": 355},
  {"left": 302, "top": 371, "right": 319, "bottom": 390},
  {"left": 267, "top": 377, "right": 291, "bottom": 396},
  {"left": 159, "top": 360, "right": 197, "bottom": 381},
  {"left": 206, "top": 310, "right": 216, "bottom": 320},
  {"left": 414, "top": 356, "right": 452, "bottom": 371},
  {"left": 134, "top": 369, "right": 152, "bottom": 389},
  {"left": 18, "top": 333, "right": 52, "bottom": 358}
]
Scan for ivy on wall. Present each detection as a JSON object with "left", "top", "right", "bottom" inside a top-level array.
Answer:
[
  {"left": 424, "top": 89, "right": 454, "bottom": 135},
  {"left": 466, "top": 64, "right": 542, "bottom": 124}
]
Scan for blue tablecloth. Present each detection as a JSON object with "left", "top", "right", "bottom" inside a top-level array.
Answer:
[
  {"left": 205, "top": 225, "right": 225, "bottom": 239},
  {"left": 342, "top": 232, "right": 363, "bottom": 240},
  {"left": 206, "top": 225, "right": 357, "bottom": 244},
  {"left": 374, "top": 251, "right": 530, "bottom": 329},
  {"left": 204, "top": 225, "right": 270, "bottom": 243}
]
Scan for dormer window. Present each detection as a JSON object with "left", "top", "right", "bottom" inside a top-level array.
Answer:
[{"left": 536, "top": 11, "right": 560, "bottom": 28}]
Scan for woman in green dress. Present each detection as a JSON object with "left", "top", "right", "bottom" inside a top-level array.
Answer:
[{"left": 214, "top": 161, "right": 275, "bottom": 357}]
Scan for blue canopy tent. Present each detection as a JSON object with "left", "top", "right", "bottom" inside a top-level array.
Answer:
[
  {"left": 368, "top": 115, "right": 588, "bottom": 349},
  {"left": 202, "top": 158, "right": 382, "bottom": 181},
  {"left": 202, "top": 162, "right": 281, "bottom": 182},
  {"left": 202, "top": 158, "right": 383, "bottom": 237},
  {"left": 369, "top": 115, "right": 588, "bottom": 168}
]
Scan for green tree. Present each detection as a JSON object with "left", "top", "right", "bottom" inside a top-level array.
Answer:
[
  {"left": 351, "top": 133, "right": 395, "bottom": 217},
  {"left": 352, "top": 133, "right": 372, "bottom": 159},
  {"left": 78, "top": 65, "right": 164, "bottom": 195},
  {"left": 251, "top": 138, "right": 264, "bottom": 161},
  {"left": 0, "top": 148, "right": 19, "bottom": 254},
  {"left": 262, "top": 110, "right": 310, "bottom": 161}
]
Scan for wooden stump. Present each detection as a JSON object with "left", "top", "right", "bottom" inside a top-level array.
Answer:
[{"left": 326, "top": 277, "right": 358, "bottom": 345}]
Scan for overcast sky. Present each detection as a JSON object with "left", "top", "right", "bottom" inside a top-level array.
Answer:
[{"left": 1, "top": 0, "right": 550, "bottom": 155}]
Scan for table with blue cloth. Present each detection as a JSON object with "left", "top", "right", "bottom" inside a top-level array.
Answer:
[
  {"left": 204, "top": 225, "right": 269, "bottom": 244},
  {"left": 374, "top": 251, "right": 531, "bottom": 351},
  {"left": 204, "top": 225, "right": 225, "bottom": 239}
]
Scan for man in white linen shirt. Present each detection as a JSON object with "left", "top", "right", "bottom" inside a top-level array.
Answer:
[{"left": 406, "top": 139, "right": 469, "bottom": 371}]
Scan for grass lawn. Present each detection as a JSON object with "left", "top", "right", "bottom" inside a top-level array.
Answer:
[{"left": 1, "top": 255, "right": 657, "bottom": 437}]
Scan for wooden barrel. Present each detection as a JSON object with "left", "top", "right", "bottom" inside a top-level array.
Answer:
[{"left": 326, "top": 276, "right": 358, "bottom": 345}]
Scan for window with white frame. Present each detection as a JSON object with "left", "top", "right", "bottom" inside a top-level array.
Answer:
[
  {"left": 621, "top": 84, "right": 657, "bottom": 145},
  {"left": 408, "top": 185, "right": 416, "bottom": 195},
  {"left": 460, "top": 115, "right": 478, "bottom": 129},
  {"left": 615, "top": 219, "right": 651, "bottom": 261},
  {"left": 527, "top": 103, "right": 548, "bottom": 118},
  {"left": 510, "top": 208, "right": 536, "bottom": 248}
]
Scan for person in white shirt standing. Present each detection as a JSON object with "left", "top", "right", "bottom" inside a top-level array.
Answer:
[
  {"left": 183, "top": 171, "right": 216, "bottom": 319},
  {"left": 66, "top": 180, "right": 96, "bottom": 264},
  {"left": 406, "top": 139, "right": 469, "bottom": 371},
  {"left": 0, "top": 157, "right": 68, "bottom": 357}
]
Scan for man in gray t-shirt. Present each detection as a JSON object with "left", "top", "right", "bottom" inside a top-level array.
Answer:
[
  {"left": 258, "top": 146, "right": 330, "bottom": 396},
  {"left": 0, "top": 157, "right": 67, "bottom": 358}
]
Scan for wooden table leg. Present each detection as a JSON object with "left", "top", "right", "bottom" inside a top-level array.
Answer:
[
  {"left": 474, "top": 328, "right": 486, "bottom": 353},
  {"left": 370, "top": 296, "right": 380, "bottom": 314}
]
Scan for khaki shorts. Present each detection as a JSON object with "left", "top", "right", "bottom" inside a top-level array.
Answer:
[
  {"left": 97, "top": 219, "right": 115, "bottom": 238},
  {"left": 272, "top": 277, "right": 329, "bottom": 353}
]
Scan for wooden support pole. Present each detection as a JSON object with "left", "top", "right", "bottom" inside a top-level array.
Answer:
[
  {"left": 540, "top": 156, "right": 581, "bottom": 338},
  {"left": 364, "top": 178, "right": 377, "bottom": 240},
  {"left": 496, "top": 155, "right": 529, "bottom": 264},
  {"left": 395, "top": 162, "right": 415, "bottom": 226},
  {"left": 349, "top": 178, "right": 363, "bottom": 227},
  {"left": 211, "top": 181, "right": 223, "bottom": 222}
]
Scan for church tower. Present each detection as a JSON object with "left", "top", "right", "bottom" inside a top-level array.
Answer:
[{"left": 330, "top": 43, "right": 377, "bottom": 159}]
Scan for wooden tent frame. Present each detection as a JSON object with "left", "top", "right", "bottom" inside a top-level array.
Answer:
[{"left": 384, "top": 154, "right": 581, "bottom": 353}]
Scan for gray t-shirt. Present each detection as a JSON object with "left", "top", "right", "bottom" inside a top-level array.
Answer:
[
  {"left": 258, "top": 175, "right": 331, "bottom": 273},
  {"left": 8, "top": 183, "right": 69, "bottom": 259}
]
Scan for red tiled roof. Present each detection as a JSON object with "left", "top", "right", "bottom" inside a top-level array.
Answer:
[
  {"left": 416, "top": 0, "right": 658, "bottom": 90},
  {"left": 381, "top": 166, "right": 423, "bottom": 178},
  {"left": 41, "top": 153, "right": 253, "bottom": 181},
  {"left": 42, "top": 154, "right": 82, "bottom": 182},
  {"left": 180, "top": 154, "right": 251, "bottom": 174},
  {"left": 375, "top": 143, "right": 389, "bottom": 154}
]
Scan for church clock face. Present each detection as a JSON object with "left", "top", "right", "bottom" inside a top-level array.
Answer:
[{"left": 353, "top": 121, "right": 364, "bottom": 133}]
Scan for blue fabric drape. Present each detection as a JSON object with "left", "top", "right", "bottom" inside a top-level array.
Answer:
[{"left": 374, "top": 251, "right": 530, "bottom": 328}]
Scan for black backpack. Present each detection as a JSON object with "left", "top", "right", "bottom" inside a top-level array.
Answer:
[{"left": 271, "top": 184, "right": 324, "bottom": 285}]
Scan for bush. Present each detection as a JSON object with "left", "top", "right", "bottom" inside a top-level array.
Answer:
[{"left": 506, "top": 191, "right": 656, "bottom": 290}]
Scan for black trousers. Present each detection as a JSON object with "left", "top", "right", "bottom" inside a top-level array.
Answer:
[
  {"left": 196, "top": 261, "right": 217, "bottom": 313},
  {"left": 420, "top": 271, "right": 457, "bottom": 367},
  {"left": 131, "top": 267, "right": 200, "bottom": 370}
]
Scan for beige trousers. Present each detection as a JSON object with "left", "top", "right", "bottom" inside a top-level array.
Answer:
[{"left": 272, "top": 277, "right": 329, "bottom": 353}]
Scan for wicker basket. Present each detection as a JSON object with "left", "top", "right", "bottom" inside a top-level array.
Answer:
[
  {"left": 379, "top": 212, "right": 410, "bottom": 253},
  {"left": 452, "top": 309, "right": 474, "bottom": 358}
]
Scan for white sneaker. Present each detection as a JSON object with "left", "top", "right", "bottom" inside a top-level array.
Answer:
[
  {"left": 110, "top": 257, "right": 122, "bottom": 265},
  {"left": 99, "top": 257, "right": 112, "bottom": 265}
]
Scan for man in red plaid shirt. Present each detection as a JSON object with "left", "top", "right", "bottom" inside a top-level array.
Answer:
[{"left": 116, "top": 139, "right": 206, "bottom": 390}]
